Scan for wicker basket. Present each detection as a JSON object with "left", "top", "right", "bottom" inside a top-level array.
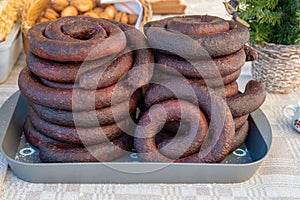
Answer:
[
  {"left": 21, "top": 0, "right": 152, "bottom": 53},
  {"left": 252, "top": 42, "right": 300, "bottom": 94},
  {"left": 0, "top": 0, "right": 23, "bottom": 42}
]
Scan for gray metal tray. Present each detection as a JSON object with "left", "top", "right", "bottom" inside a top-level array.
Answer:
[{"left": 0, "top": 91, "right": 272, "bottom": 183}]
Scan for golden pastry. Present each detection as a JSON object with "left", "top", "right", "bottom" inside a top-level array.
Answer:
[
  {"left": 92, "top": 7, "right": 104, "bottom": 16},
  {"left": 104, "top": 5, "right": 117, "bottom": 19},
  {"left": 115, "top": 12, "right": 128, "bottom": 24},
  {"left": 99, "top": 12, "right": 110, "bottom": 19},
  {"left": 83, "top": 11, "right": 99, "bottom": 18},
  {"left": 51, "top": 0, "right": 69, "bottom": 12},
  {"left": 70, "top": 0, "right": 93, "bottom": 13},
  {"left": 37, "top": 16, "right": 50, "bottom": 23},
  {"left": 43, "top": 8, "right": 60, "bottom": 20},
  {"left": 128, "top": 14, "right": 138, "bottom": 25},
  {"left": 61, "top": 6, "right": 79, "bottom": 17}
]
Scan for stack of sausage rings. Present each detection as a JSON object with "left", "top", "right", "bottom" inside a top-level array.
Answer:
[
  {"left": 134, "top": 15, "right": 266, "bottom": 163},
  {"left": 19, "top": 16, "right": 154, "bottom": 162}
]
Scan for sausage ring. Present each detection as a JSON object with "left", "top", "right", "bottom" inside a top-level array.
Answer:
[
  {"left": 29, "top": 109, "right": 131, "bottom": 145},
  {"left": 144, "top": 15, "right": 249, "bottom": 59},
  {"left": 152, "top": 67, "right": 241, "bottom": 88},
  {"left": 155, "top": 48, "right": 245, "bottom": 79},
  {"left": 24, "top": 118, "right": 132, "bottom": 162},
  {"left": 231, "top": 121, "right": 249, "bottom": 151},
  {"left": 212, "top": 81, "right": 239, "bottom": 98},
  {"left": 38, "top": 133, "right": 132, "bottom": 163},
  {"left": 140, "top": 79, "right": 235, "bottom": 162},
  {"left": 135, "top": 100, "right": 209, "bottom": 162},
  {"left": 19, "top": 67, "right": 137, "bottom": 111},
  {"left": 27, "top": 16, "right": 126, "bottom": 62},
  {"left": 152, "top": 71, "right": 239, "bottom": 97},
  {"left": 24, "top": 117, "right": 77, "bottom": 148},
  {"left": 78, "top": 50, "right": 134, "bottom": 89},
  {"left": 234, "top": 114, "right": 249, "bottom": 130},
  {"left": 27, "top": 50, "right": 133, "bottom": 89},
  {"left": 39, "top": 78, "right": 79, "bottom": 90},
  {"left": 102, "top": 20, "right": 155, "bottom": 89},
  {"left": 71, "top": 20, "right": 154, "bottom": 90},
  {"left": 158, "top": 119, "right": 249, "bottom": 160},
  {"left": 145, "top": 79, "right": 239, "bottom": 108},
  {"left": 163, "top": 113, "right": 248, "bottom": 134},
  {"left": 30, "top": 89, "right": 141, "bottom": 127},
  {"left": 166, "top": 15, "right": 230, "bottom": 35},
  {"left": 226, "top": 80, "right": 266, "bottom": 117}
]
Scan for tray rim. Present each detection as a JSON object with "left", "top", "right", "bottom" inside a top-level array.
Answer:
[{"left": 0, "top": 91, "right": 273, "bottom": 183}]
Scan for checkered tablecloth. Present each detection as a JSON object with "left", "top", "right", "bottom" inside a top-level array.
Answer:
[{"left": 1, "top": 0, "right": 300, "bottom": 199}]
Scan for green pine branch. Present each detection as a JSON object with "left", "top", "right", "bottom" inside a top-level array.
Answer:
[{"left": 240, "top": 0, "right": 300, "bottom": 45}]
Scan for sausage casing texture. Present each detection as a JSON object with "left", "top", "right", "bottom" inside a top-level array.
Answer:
[
  {"left": 155, "top": 48, "right": 245, "bottom": 79},
  {"left": 19, "top": 67, "right": 138, "bottom": 111},
  {"left": 135, "top": 100, "right": 209, "bottom": 162},
  {"left": 152, "top": 67, "right": 241, "bottom": 89},
  {"left": 29, "top": 109, "right": 131, "bottom": 145},
  {"left": 26, "top": 51, "right": 117, "bottom": 83},
  {"left": 142, "top": 79, "right": 235, "bottom": 163},
  {"left": 30, "top": 89, "right": 141, "bottom": 127},
  {"left": 226, "top": 80, "right": 266, "bottom": 117},
  {"left": 25, "top": 116, "right": 133, "bottom": 163},
  {"left": 38, "top": 134, "right": 132, "bottom": 163},
  {"left": 27, "top": 16, "right": 126, "bottom": 62},
  {"left": 144, "top": 15, "right": 249, "bottom": 59},
  {"left": 104, "top": 20, "right": 155, "bottom": 88}
]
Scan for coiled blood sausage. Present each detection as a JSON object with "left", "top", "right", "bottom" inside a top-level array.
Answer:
[
  {"left": 144, "top": 15, "right": 249, "bottom": 59},
  {"left": 27, "top": 16, "right": 126, "bottom": 62}
]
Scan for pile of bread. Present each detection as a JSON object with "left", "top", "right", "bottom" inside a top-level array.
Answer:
[{"left": 36, "top": 0, "right": 138, "bottom": 25}]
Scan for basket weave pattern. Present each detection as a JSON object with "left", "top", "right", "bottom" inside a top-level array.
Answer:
[
  {"left": 21, "top": 0, "right": 152, "bottom": 53},
  {"left": 140, "top": 0, "right": 152, "bottom": 30},
  {"left": 252, "top": 43, "right": 300, "bottom": 94}
]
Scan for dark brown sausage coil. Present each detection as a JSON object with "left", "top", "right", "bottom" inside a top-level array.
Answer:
[
  {"left": 167, "top": 15, "right": 230, "bottom": 35},
  {"left": 152, "top": 70, "right": 239, "bottom": 98},
  {"left": 135, "top": 100, "right": 209, "bottom": 162},
  {"left": 108, "top": 20, "right": 155, "bottom": 89},
  {"left": 78, "top": 50, "right": 134, "bottom": 89},
  {"left": 27, "top": 16, "right": 126, "bottom": 62},
  {"left": 152, "top": 67, "right": 242, "bottom": 89},
  {"left": 145, "top": 78, "right": 238, "bottom": 108},
  {"left": 30, "top": 89, "right": 141, "bottom": 127},
  {"left": 24, "top": 117, "right": 77, "bottom": 148},
  {"left": 27, "top": 50, "right": 134, "bottom": 90},
  {"left": 29, "top": 109, "right": 131, "bottom": 145},
  {"left": 158, "top": 120, "right": 250, "bottom": 161},
  {"left": 234, "top": 114, "right": 249, "bottom": 130},
  {"left": 226, "top": 80, "right": 266, "bottom": 117},
  {"left": 21, "top": 16, "right": 154, "bottom": 163},
  {"left": 137, "top": 79, "right": 235, "bottom": 163},
  {"left": 38, "top": 133, "right": 132, "bottom": 163},
  {"left": 39, "top": 78, "right": 79, "bottom": 90},
  {"left": 155, "top": 48, "right": 245, "bottom": 79},
  {"left": 19, "top": 67, "right": 137, "bottom": 111},
  {"left": 144, "top": 15, "right": 249, "bottom": 59},
  {"left": 214, "top": 81, "right": 239, "bottom": 98},
  {"left": 163, "top": 113, "right": 248, "bottom": 134},
  {"left": 146, "top": 78, "right": 265, "bottom": 119},
  {"left": 24, "top": 117, "right": 132, "bottom": 162},
  {"left": 231, "top": 121, "right": 249, "bottom": 151}
]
